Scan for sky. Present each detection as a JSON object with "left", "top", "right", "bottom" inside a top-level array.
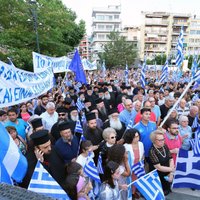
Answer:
[{"left": 62, "top": 0, "right": 200, "bottom": 35}]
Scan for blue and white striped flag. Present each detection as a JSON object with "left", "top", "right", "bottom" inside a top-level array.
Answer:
[
  {"left": 125, "top": 64, "right": 129, "bottom": 86},
  {"left": 193, "top": 69, "right": 200, "bottom": 83},
  {"left": 191, "top": 115, "right": 199, "bottom": 129},
  {"left": 159, "top": 60, "right": 168, "bottom": 83},
  {"left": 74, "top": 119, "right": 83, "bottom": 134},
  {"left": 0, "top": 123, "right": 28, "bottom": 184},
  {"left": 131, "top": 160, "right": 145, "bottom": 178},
  {"left": 140, "top": 59, "right": 146, "bottom": 88},
  {"left": 189, "top": 126, "right": 200, "bottom": 156},
  {"left": 28, "top": 161, "right": 70, "bottom": 199},
  {"left": 81, "top": 112, "right": 86, "bottom": 123},
  {"left": 97, "top": 153, "right": 104, "bottom": 174},
  {"left": 76, "top": 98, "right": 85, "bottom": 113},
  {"left": 176, "top": 27, "right": 184, "bottom": 69},
  {"left": 172, "top": 149, "right": 200, "bottom": 190},
  {"left": 191, "top": 55, "right": 198, "bottom": 78},
  {"left": 192, "top": 93, "right": 199, "bottom": 104},
  {"left": 133, "top": 169, "right": 165, "bottom": 200},
  {"left": 102, "top": 60, "right": 106, "bottom": 78},
  {"left": 84, "top": 153, "right": 101, "bottom": 183},
  {"left": 127, "top": 119, "right": 134, "bottom": 130}
]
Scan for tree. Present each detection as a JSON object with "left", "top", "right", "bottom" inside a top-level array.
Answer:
[
  {"left": 0, "top": 0, "right": 85, "bottom": 71},
  {"left": 146, "top": 54, "right": 167, "bottom": 65},
  {"left": 98, "top": 31, "right": 137, "bottom": 69}
]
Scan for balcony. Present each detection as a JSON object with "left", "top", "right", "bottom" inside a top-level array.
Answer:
[
  {"left": 145, "top": 38, "right": 167, "bottom": 43},
  {"left": 145, "top": 30, "right": 168, "bottom": 35},
  {"left": 145, "top": 48, "right": 166, "bottom": 52},
  {"left": 145, "top": 20, "right": 168, "bottom": 26},
  {"left": 92, "top": 17, "right": 121, "bottom": 24},
  {"left": 173, "top": 22, "right": 189, "bottom": 27}
]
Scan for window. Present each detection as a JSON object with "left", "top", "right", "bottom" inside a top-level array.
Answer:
[
  {"left": 98, "top": 34, "right": 105, "bottom": 39},
  {"left": 106, "top": 25, "right": 112, "bottom": 30},
  {"left": 96, "top": 15, "right": 104, "bottom": 20},
  {"left": 98, "top": 25, "right": 104, "bottom": 30},
  {"left": 114, "top": 15, "right": 119, "bottom": 19}
]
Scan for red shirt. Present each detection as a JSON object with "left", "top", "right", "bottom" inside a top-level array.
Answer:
[
  {"left": 164, "top": 132, "right": 182, "bottom": 164},
  {"left": 134, "top": 112, "right": 156, "bottom": 124}
]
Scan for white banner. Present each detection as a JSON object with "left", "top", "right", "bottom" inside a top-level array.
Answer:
[
  {"left": 33, "top": 52, "right": 71, "bottom": 73},
  {"left": 0, "top": 60, "right": 54, "bottom": 108},
  {"left": 82, "top": 58, "right": 97, "bottom": 70}
]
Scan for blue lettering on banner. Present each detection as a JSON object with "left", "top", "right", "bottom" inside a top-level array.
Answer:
[
  {"left": 3, "top": 88, "right": 12, "bottom": 103},
  {"left": 0, "top": 65, "right": 5, "bottom": 77}
]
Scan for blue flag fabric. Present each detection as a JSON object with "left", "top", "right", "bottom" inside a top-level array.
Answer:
[
  {"left": 0, "top": 123, "right": 28, "bottom": 184},
  {"left": 76, "top": 98, "right": 85, "bottom": 112},
  {"left": 133, "top": 170, "right": 165, "bottom": 200},
  {"left": 191, "top": 55, "right": 198, "bottom": 78},
  {"left": 28, "top": 161, "right": 70, "bottom": 199},
  {"left": 131, "top": 160, "right": 145, "bottom": 178},
  {"left": 68, "top": 49, "right": 87, "bottom": 84},
  {"left": 97, "top": 153, "right": 104, "bottom": 174},
  {"left": 176, "top": 27, "right": 184, "bottom": 69},
  {"left": 74, "top": 119, "right": 83, "bottom": 134},
  {"left": 189, "top": 126, "right": 200, "bottom": 156},
  {"left": 159, "top": 60, "right": 168, "bottom": 83},
  {"left": 125, "top": 64, "right": 129, "bottom": 86},
  {"left": 140, "top": 59, "right": 146, "bottom": 88},
  {"left": 172, "top": 149, "right": 200, "bottom": 190},
  {"left": 84, "top": 153, "right": 101, "bottom": 183}
]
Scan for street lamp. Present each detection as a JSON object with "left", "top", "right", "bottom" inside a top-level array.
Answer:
[{"left": 28, "top": 0, "right": 40, "bottom": 53}]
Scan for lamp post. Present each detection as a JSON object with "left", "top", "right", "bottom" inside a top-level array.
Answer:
[{"left": 29, "top": 0, "right": 40, "bottom": 53}]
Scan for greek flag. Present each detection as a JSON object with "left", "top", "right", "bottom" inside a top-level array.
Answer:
[
  {"left": 191, "top": 55, "right": 198, "bottom": 78},
  {"left": 76, "top": 98, "right": 84, "bottom": 112},
  {"left": 159, "top": 60, "right": 168, "bottom": 83},
  {"left": 131, "top": 160, "right": 145, "bottom": 178},
  {"left": 84, "top": 153, "right": 101, "bottom": 183},
  {"left": 172, "top": 149, "right": 200, "bottom": 190},
  {"left": 191, "top": 115, "right": 199, "bottom": 129},
  {"left": 125, "top": 64, "right": 129, "bottom": 86},
  {"left": 0, "top": 123, "right": 28, "bottom": 184},
  {"left": 127, "top": 119, "right": 134, "bottom": 130},
  {"left": 176, "top": 27, "right": 184, "bottom": 69},
  {"left": 193, "top": 70, "right": 200, "bottom": 83},
  {"left": 74, "top": 119, "right": 83, "bottom": 134},
  {"left": 140, "top": 59, "right": 146, "bottom": 88},
  {"left": 192, "top": 93, "right": 199, "bottom": 104},
  {"left": 133, "top": 169, "right": 165, "bottom": 200},
  {"left": 97, "top": 153, "right": 104, "bottom": 174},
  {"left": 189, "top": 126, "right": 200, "bottom": 156},
  {"left": 28, "top": 161, "right": 70, "bottom": 199},
  {"left": 101, "top": 60, "right": 106, "bottom": 78}
]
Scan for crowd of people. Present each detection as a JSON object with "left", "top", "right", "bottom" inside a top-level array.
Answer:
[{"left": 0, "top": 68, "right": 200, "bottom": 200}]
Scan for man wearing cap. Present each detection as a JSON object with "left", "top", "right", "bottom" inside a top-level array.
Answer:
[
  {"left": 55, "top": 122, "right": 79, "bottom": 164},
  {"left": 21, "top": 129, "right": 65, "bottom": 189},
  {"left": 103, "top": 108, "right": 126, "bottom": 141},
  {"left": 50, "top": 107, "right": 68, "bottom": 142},
  {"left": 84, "top": 112, "right": 103, "bottom": 146},
  {"left": 95, "top": 98, "right": 108, "bottom": 122},
  {"left": 34, "top": 95, "right": 49, "bottom": 115}
]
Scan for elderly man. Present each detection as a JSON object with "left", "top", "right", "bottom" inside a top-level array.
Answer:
[
  {"left": 40, "top": 102, "right": 58, "bottom": 132},
  {"left": 119, "top": 99, "right": 137, "bottom": 127},
  {"left": 103, "top": 108, "right": 126, "bottom": 141},
  {"left": 68, "top": 106, "right": 79, "bottom": 122},
  {"left": 176, "top": 98, "right": 190, "bottom": 117},
  {"left": 187, "top": 105, "right": 199, "bottom": 127},
  {"left": 55, "top": 122, "right": 79, "bottom": 164}
]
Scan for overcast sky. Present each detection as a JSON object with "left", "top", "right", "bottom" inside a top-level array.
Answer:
[{"left": 62, "top": 0, "right": 200, "bottom": 34}]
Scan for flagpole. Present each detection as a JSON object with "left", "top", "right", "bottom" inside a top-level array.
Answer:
[{"left": 160, "top": 80, "right": 194, "bottom": 127}]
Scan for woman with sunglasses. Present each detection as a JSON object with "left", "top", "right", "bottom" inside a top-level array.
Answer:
[
  {"left": 123, "top": 128, "right": 144, "bottom": 199},
  {"left": 149, "top": 129, "right": 174, "bottom": 196},
  {"left": 99, "top": 161, "right": 122, "bottom": 200}
]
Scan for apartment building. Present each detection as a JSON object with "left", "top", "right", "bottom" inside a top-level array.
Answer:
[
  {"left": 79, "top": 35, "right": 91, "bottom": 60},
  {"left": 90, "top": 5, "right": 122, "bottom": 61},
  {"left": 140, "top": 11, "right": 191, "bottom": 60}
]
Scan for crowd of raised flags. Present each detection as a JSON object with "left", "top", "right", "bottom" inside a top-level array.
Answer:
[{"left": 0, "top": 27, "right": 200, "bottom": 200}]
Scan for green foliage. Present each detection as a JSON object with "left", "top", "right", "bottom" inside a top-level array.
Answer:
[
  {"left": 0, "top": 0, "right": 85, "bottom": 71},
  {"left": 98, "top": 31, "right": 137, "bottom": 69},
  {"left": 146, "top": 54, "right": 167, "bottom": 65}
]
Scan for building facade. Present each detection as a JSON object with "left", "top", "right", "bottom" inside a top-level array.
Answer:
[
  {"left": 90, "top": 5, "right": 122, "bottom": 61},
  {"left": 79, "top": 35, "right": 91, "bottom": 60},
  {"left": 140, "top": 12, "right": 191, "bottom": 60}
]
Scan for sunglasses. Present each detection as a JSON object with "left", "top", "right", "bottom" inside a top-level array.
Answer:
[
  {"left": 58, "top": 113, "right": 66, "bottom": 116},
  {"left": 110, "top": 136, "right": 116, "bottom": 139}
]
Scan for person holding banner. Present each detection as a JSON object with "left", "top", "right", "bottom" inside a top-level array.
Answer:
[{"left": 149, "top": 130, "right": 174, "bottom": 196}]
